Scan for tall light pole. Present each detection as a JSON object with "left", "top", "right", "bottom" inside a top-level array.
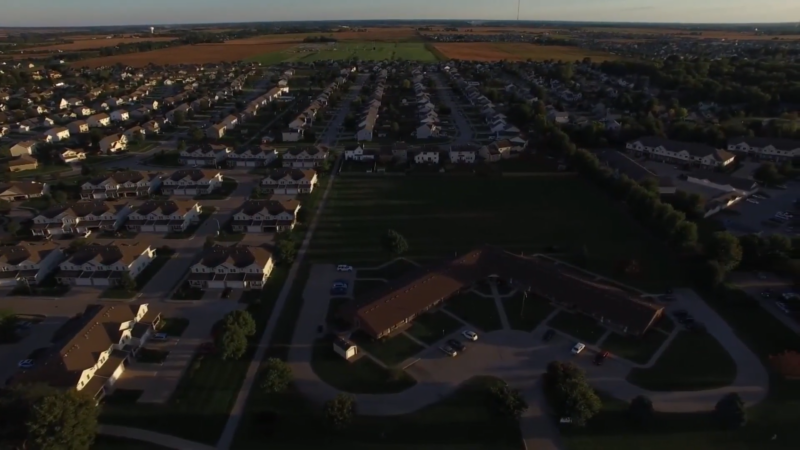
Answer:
[
  {"left": 517, "top": 0, "right": 521, "bottom": 21},
  {"left": 520, "top": 288, "right": 528, "bottom": 319}
]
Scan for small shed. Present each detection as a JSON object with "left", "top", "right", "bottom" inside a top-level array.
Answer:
[{"left": 333, "top": 337, "right": 357, "bottom": 360}]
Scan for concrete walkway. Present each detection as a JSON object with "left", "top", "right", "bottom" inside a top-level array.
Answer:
[
  {"left": 97, "top": 425, "right": 216, "bottom": 450},
  {"left": 490, "top": 284, "right": 512, "bottom": 330}
]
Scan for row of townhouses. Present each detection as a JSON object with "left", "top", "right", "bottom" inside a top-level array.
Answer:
[{"left": 177, "top": 144, "right": 329, "bottom": 169}]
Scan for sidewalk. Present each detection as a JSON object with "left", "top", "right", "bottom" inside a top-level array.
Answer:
[{"left": 98, "top": 425, "right": 216, "bottom": 450}]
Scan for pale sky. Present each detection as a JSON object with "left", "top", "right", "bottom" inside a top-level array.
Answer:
[{"left": 2, "top": 0, "right": 799, "bottom": 27}]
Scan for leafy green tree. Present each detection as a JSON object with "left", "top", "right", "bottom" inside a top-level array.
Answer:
[
  {"left": 6, "top": 220, "right": 20, "bottom": 236},
  {"left": 706, "top": 231, "right": 743, "bottom": 272},
  {"left": 382, "top": 229, "right": 408, "bottom": 256},
  {"left": 190, "top": 127, "right": 204, "bottom": 142},
  {"left": 276, "top": 239, "right": 298, "bottom": 264},
  {"left": 119, "top": 272, "right": 137, "bottom": 292},
  {"left": 753, "top": 163, "right": 782, "bottom": 186},
  {"left": 173, "top": 110, "right": 186, "bottom": 125},
  {"left": 544, "top": 361, "right": 601, "bottom": 426},
  {"left": 261, "top": 358, "right": 293, "bottom": 394},
  {"left": 204, "top": 236, "right": 216, "bottom": 249},
  {"left": 217, "top": 328, "right": 247, "bottom": 360},
  {"left": 489, "top": 385, "right": 528, "bottom": 420},
  {"left": 0, "top": 308, "right": 18, "bottom": 343},
  {"left": 177, "top": 140, "right": 186, "bottom": 152},
  {"left": 715, "top": 392, "right": 747, "bottom": 429},
  {"left": 628, "top": 395, "right": 655, "bottom": 428},
  {"left": 323, "top": 394, "right": 356, "bottom": 430},
  {"left": 26, "top": 389, "right": 98, "bottom": 450},
  {"left": 223, "top": 310, "right": 256, "bottom": 337}
]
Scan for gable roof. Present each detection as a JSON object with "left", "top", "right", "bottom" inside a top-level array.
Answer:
[
  {"left": 236, "top": 199, "right": 300, "bottom": 216},
  {"left": 67, "top": 242, "right": 151, "bottom": 266},
  {"left": 39, "top": 200, "right": 128, "bottom": 219},
  {"left": 264, "top": 168, "right": 315, "bottom": 182},
  {"left": 728, "top": 136, "right": 800, "bottom": 151},
  {"left": 0, "top": 180, "right": 46, "bottom": 196},
  {"left": 197, "top": 245, "right": 273, "bottom": 269},
  {"left": 0, "top": 241, "right": 60, "bottom": 265},
  {"left": 133, "top": 200, "right": 197, "bottom": 216},
  {"left": 87, "top": 171, "right": 160, "bottom": 186},
  {"left": 634, "top": 136, "right": 734, "bottom": 161},
  {"left": 166, "top": 169, "right": 220, "bottom": 182}
]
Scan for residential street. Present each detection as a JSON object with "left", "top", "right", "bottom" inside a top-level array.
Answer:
[{"left": 431, "top": 73, "right": 473, "bottom": 144}]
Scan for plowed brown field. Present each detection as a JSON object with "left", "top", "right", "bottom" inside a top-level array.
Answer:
[
  {"left": 72, "top": 42, "right": 297, "bottom": 67},
  {"left": 27, "top": 37, "right": 176, "bottom": 51},
  {"left": 433, "top": 43, "right": 620, "bottom": 62}
]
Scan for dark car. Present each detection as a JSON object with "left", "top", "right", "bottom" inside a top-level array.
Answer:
[
  {"left": 447, "top": 339, "right": 465, "bottom": 351},
  {"left": 221, "top": 288, "right": 232, "bottom": 299},
  {"left": 672, "top": 309, "right": 689, "bottom": 318},
  {"left": 543, "top": 329, "right": 556, "bottom": 342},
  {"left": 594, "top": 351, "right": 609, "bottom": 366}
]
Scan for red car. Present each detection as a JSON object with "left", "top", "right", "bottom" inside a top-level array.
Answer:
[
  {"left": 594, "top": 351, "right": 609, "bottom": 366},
  {"left": 198, "top": 343, "right": 215, "bottom": 355}
]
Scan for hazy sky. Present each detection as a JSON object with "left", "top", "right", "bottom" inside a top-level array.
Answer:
[{"left": 3, "top": 0, "right": 799, "bottom": 27}]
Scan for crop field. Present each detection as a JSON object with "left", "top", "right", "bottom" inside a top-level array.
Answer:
[
  {"left": 434, "top": 42, "right": 620, "bottom": 62},
  {"left": 26, "top": 36, "right": 176, "bottom": 51},
  {"left": 423, "top": 26, "right": 800, "bottom": 41},
  {"left": 72, "top": 41, "right": 297, "bottom": 67},
  {"left": 248, "top": 42, "right": 437, "bottom": 65}
]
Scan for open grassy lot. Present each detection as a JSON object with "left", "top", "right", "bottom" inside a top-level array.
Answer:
[
  {"left": 601, "top": 329, "right": 669, "bottom": 365},
  {"left": 231, "top": 376, "right": 521, "bottom": 450},
  {"left": 353, "top": 279, "right": 386, "bottom": 297},
  {"left": 503, "top": 293, "right": 557, "bottom": 331},
  {"left": 547, "top": 310, "right": 608, "bottom": 344},
  {"left": 350, "top": 330, "right": 425, "bottom": 366},
  {"left": 310, "top": 336, "right": 416, "bottom": 394},
  {"left": 445, "top": 291, "right": 503, "bottom": 332},
  {"left": 434, "top": 42, "right": 621, "bottom": 62},
  {"left": 406, "top": 310, "right": 464, "bottom": 345},
  {"left": 626, "top": 331, "right": 737, "bottom": 391},
  {"left": 356, "top": 258, "right": 420, "bottom": 280},
  {"left": 307, "top": 176, "right": 682, "bottom": 291},
  {"left": 248, "top": 41, "right": 437, "bottom": 65}
]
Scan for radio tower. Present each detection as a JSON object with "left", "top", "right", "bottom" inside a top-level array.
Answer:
[{"left": 517, "top": 0, "right": 521, "bottom": 20}]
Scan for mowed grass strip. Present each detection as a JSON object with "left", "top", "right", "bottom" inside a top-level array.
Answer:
[
  {"left": 547, "top": 310, "right": 607, "bottom": 344},
  {"left": 307, "top": 176, "right": 682, "bottom": 292},
  {"left": 445, "top": 292, "right": 503, "bottom": 332},
  {"left": 350, "top": 331, "right": 425, "bottom": 366},
  {"left": 601, "top": 330, "right": 669, "bottom": 365},
  {"left": 503, "top": 293, "right": 556, "bottom": 331},
  {"left": 626, "top": 331, "right": 737, "bottom": 391},
  {"left": 406, "top": 310, "right": 464, "bottom": 345}
]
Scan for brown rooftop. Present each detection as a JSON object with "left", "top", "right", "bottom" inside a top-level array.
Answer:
[
  {"left": 236, "top": 199, "right": 300, "bottom": 216},
  {"left": 166, "top": 168, "right": 220, "bottom": 182},
  {"left": 67, "top": 242, "right": 151, "bottom": 266},
  {"left": 86, "top": 170, "right": 161, "bottom": 186},
  {"left": 0, "top": 241, "right": 60, "bottom": 265},
  {"left": 264, "top": 168, "right": 316, "bottom": 182},
  {"left": 39, "top": 200, "right": 128, "bottom": 219},
  {"left": 198, "top": 245, "right": 273, "bottom": 269},
  {"left": 134, "top": 200, "right": 198, "bottom": 216}
]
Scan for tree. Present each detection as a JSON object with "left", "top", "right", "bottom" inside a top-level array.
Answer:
[
  {"left": 204, "top": 236, "right": 216, "bottom": 249},
  {"left": 323, "top": 394, "right": 356, "bottom": 430},
  {"left": 714, "top": 392, "right": 747, "bottom": 429},
  {"left": 177, "top": 140, "right": 186, "bottom": 152},
  {"left": 276, "top": 239, "right": 298, "bottom": 264},
  {"left": 489, "top": 385, "right": 528, "bottom": 420},
  {"left": 706, "top": 231, "right": 743, "bottom": 272},
  {"left": 261, "top": 357, "right": 293, "bottom": 394},
  {"left": 173, "top": 110, "right": 186, "bottom": 125},
  {"left": 753, "top": 162, "right": 782, "bottom": 186},
  {"left": 52, "top": 190, "right": 68, "bottom": 204},
  {"left": 628, "top": 395, "right": 654, "bottom": 428},
  {"left": 382, "top": 229, "right": 408, "bottom": 256},
  {"left": 6, "top": 220, "right": 20, "bottom": 236},
  {"left": 190, "top": 127, "right": 204, "bottom": 142},
  {"left": 119, "top": 272, "right": 136, "bottom": 292},
  {"left": 216, "top": 328, "right": 247, "bottom": 360},
  {"left": 26, "top": 389, "right": 98, "bottom": 450},
  {"left": 68, "top": 238, "right": 89, "bottom": 253},
  {"left": 543, "top": 361, "right": 601, "bottom": 426},
  {"left": 0, "top": 308, "right": 18, "bottom": 343},
  {"left": 223, "top": 310, "right": 256, "bottom": 337},
  {"left": 671, "top": 221, "right": 698, "bottom": 249}
]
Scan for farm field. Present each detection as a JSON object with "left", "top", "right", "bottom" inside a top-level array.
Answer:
[
  {"left": 248, "top": 42, "right": 437, "bottom": 65},
  {"left": 422, "top": 26, "right": 800, "bottom": 41},
  {"left": 72, "top": 41, "right": 297, "bottom": 67},
  {"left": 433, "top": 42, "right": 620, "bottom": 62},
  {"left": 25, "top": 36, "right": 176, "bottom": 51},
  {"left": 306, "top": 176, "right": 683, "bottom": 291}
]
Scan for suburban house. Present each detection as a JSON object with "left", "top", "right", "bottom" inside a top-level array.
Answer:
[
  {"left": 60, "top": 148, "right": 89, "bottom": 164},
  {"left": 56, "top": 243, "right": 156, "bottom": 286},
  {"left": 161, "top": 169, "right": 224, "bottom": 196},
  {"left": 340, "top": 246, "right": 664, "bottom": 339},
  {"left": 7, "top": 155, "right": 39, "bottom": 172},
  {"left": 125, "top": 200, "right": 201, "bottom": 233},
  {"left": 66, "top": 120, "right": 89, "bottom": 134},
  {"left": 344, "top": 145, "right": 377, "bottom": 161},
  {"left": 281, "top": 128, "right": 304, "bottom": 142},
  {"left": 10, "top": 141, "right": 37, "bottom": 157},
  {"left": 44, "top": 126, "right": 70, "bottom": 143},
  {"left": 226, "top": 145, "right": 278, "bottom": 168},
  {"left": 32, "top": 200, "right": 132, "bottom": 237},
  {"left": 449, "top": 144, "right": 478, "bottom": 164},
  {"left": 626, "top": 137, "right": 736, "bottom": 168},
  {"left": 99, "top": 134, "right": 127, "bottom": 153},
  {"left": 416, "top": 123, "right": 439, "bottom": 139},
  {"left": 110, "top": 109, "right": 129, "bottom": 122},
  {"left": 231, "top": 199, "right": 301, "bottom": 232},
  {"left": 0, "top": 181, "right": 49, "bottom": 201},
  {"left": 87, "top": 113, "right": 111, "bottom": 128},
  {"left": 81, "top": 171, "right": 163, "bottom": 199},
  {"left": 179, "top": 144, "right": 229, "bottom": 167},
  {"left": 261, "top": 169, "right": 318, "bottom": 194},
  {"left": 73, "top": 106, "right": 92, "bottom": 117},
  {"left": 206, "top": 124, "right": 226, "bottom": 139},
  {"left": 11, "top": 303, "right": 161, "bottom": 401},
  {"left": 0, "top": 241, "right": 64, "bottom": 287},
  {"left": 411, "top": 147, "right": 442, "bottom": 165},
  {"left": 123, "top": 126, "right": 144, "bottom": 141},
  {"left": 282, "top": 146, "right": 329, "bottom": 168},
  {"left": 187, "top": 245, "right": 275, "bottom": 290},
  {"left": 727, "top": 137, "right": 800, "bottom": 162}
]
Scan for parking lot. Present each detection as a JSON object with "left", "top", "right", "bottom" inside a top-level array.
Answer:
[{"left": 725, "top": 182, "right": 799, "bottom": 236}]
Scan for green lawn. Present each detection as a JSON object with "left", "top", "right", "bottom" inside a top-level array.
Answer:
[
  {"left": 164, "top": 207, "right": 216, "bottom": 239},
  {"left": 406, "top": 310, "right": 463, "bottom": 345},
  {"left": 194, "top": 180, "right": 237, "bottom": 200},
  {"left": 92, "top": 435, "right": 171, "bottom": 450},
  {"left": 503, "top": 293, "right": 556, "bottom": 331},
  {"left": 445, "top": 291, "right": 503, "bottom": 332},
  {"left": 170, "top": 282, "right": 204, "bottom": 300},
  {"left": 350, "top": 330, "right": 425, "bottom": 366},
  {"left": 101, "top": 251, "right": 175, "bottom": 299},
  {"left": 353, "top": 279, "right": 386, "bottom": 297},
  {"left": 547, "top": 311, "right": 608, "bottom": 344},
  {"left": 310, "top": 336, "right": 416, "bottom": 394},
  {"left": 627, "top": 331, "right": 737, "bottom": 391},
  {"left": 601, "top": 330, "right": 669, "bottom": 365},
  {"left": 231, "top": 376, "right": 521, "bottom": 450},
  {"left": 8, "top": 164, "right": 71, "bottom": 180},
  {"left": 158, "top": 317, "right": 189, "bottom": 336},
  {"left": 248, "top": 42, "right": 438, "bottom": 64},
  {"left": 307, "top": 176, "right": 682, "bottom": 291},
  {"left": 356, "top": 258, "right": 420, "bottom": 280}
]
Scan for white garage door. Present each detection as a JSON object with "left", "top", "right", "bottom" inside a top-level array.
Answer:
[
  {"left": 228, "top": 281, "right": 245, "bottom": 289},
  {"left": 186, "top": 189, "right": 198, "bottom": 195},
  {"left": 155, "top": 225, "right": 169, "bottom": 232},
  {"left": 92, "top": 278, "right": 110, "bottom": 286},
  {"left": 173, "top": 189, "right": 186, "bottom": 195},
  {"left": 274, "top": 188, "right": 287, "bottom": 194},
  {"left": 141, "top": 225, "right": 155, "bottom": 232},
  {"left": 75, "top": 278, "right": 92, "bottom": 286},
  {"left": 208, "top": 280, "right": 225, "bottom": 289},
  {"left": 247, "top": 226, "right": 261, "bottom": 233},
  {"left": 286, "top": 188, "right": 299, "bottom": 195}
]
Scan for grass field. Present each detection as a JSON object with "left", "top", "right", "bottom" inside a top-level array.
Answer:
[
  {"left": 248, "top": 41, "right": 437, "bottom": 65},
  {"left": 307, "top": 176, "right": 683, "bottom": 291},
  {"left": 434, "top": 42, "right": 621, "bottom": 62}
]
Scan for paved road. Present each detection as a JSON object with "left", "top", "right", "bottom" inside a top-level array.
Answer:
[
  {"left": 319, "top": 74, "right": 369, "bottom": 146},
  {"left": 430, "top": 73, "right": 473, "bottom": 145},
  {"left": 98, "top": 424, "right": 215, "bottom": 450},
  {"left": 0, "top": 316, "right": 67, "bottom": 384}
]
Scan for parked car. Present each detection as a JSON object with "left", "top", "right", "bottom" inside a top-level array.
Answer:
[
  {"left": 447, "top": 339, "right": 465, "bottom": 351},
  {"left": 152, "top": 333, "right": 168, "bottom": 341},
  {"left": 17, "top": 359, "right": 34, "bottom": 369},
  {"left": 571, "top": 343, "right": 586, "bottom": 355},
  {"left": 333, "top": 279, "right": 348, "bottom": 288},
  {"left": 336, "top": 265, "right": 354, "bottom": 272},
  {"left": 594, "top": 351, "right": 609, "bottom": 365},
  {"left": 330, "top": 287, "right": 347, "bottom": 296},
  {"left": 746, "top": 199, "right": 759, "bottom": 204},
  {"left": 462, "top": 330, "right": 478, "bottom": 341},
  {"left": 542, "top": 329, "right": 556, "bottom": 342},
  {"left": 439, "top": 345, "right": 458, "bottom": 357},
  {"left": 221, "top": 287, "right": 232, "bottom": 299}
]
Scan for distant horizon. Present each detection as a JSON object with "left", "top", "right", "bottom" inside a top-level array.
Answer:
[{"left": 2, "top": 0, "right": 799, "bottom": 28}]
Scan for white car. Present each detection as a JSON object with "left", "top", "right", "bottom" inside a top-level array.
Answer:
[
  {"left": 18, "top": 359, "right": 34, "bottom": 369},
  {"left": 152, "top": 333, "right": 168, "bottom": 341},
  {"left": 439, "top": 346, "right": 458, "bottom": 357},
  {"left": 746, "top": 199, "right": 759, "bottom": 204},
  {"left": 462, "top": 330, "right": 478, "bottom": 341},
  {"left": 336, "top": 265, "right": 354, "bottom": 272},
  {"left": 571, "top": 343, "right": 586, "bottom": 355}
]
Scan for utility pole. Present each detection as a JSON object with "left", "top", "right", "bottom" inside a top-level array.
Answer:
[
  {"left": 517, "top": 0, "right": 521, "bottom": 21},
  {"left": 520, "top": 289, "right": 527, "bottom": 318}
]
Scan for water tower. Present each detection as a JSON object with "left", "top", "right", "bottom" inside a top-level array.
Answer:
[{"left": 150, "top": 26, "right": 155, "bottom": 34}]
